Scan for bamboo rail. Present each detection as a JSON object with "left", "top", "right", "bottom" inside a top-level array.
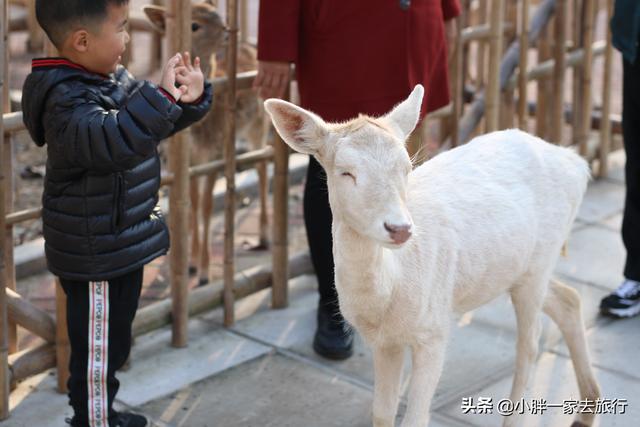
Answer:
[
  {"left": 517, "top": 0, "right": 530, "bottom": 128},
  {"left": 0, "top": 0, "right": 9, "bottom": 418}
]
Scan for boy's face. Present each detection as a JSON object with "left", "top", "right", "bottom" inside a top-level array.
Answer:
[{"left": 85, "top": 3, "right": 130, "bottom": 75}]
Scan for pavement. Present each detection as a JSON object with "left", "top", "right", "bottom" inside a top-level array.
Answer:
[{"left": 3, "top": 148, "right": 638, "bottom": 427}]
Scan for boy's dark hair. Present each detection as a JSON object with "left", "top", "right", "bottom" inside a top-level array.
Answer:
[{"left": 36, "top": 0, "right": 129, "bottom": 48}]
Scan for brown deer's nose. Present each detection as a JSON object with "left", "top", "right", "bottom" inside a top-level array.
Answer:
[{"left": 384, "top": 222, "right": 412, "bottom": 244}]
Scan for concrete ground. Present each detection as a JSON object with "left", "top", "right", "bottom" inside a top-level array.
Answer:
[{"left": 4, "top": 148, "right": 638, "bottom": 427}]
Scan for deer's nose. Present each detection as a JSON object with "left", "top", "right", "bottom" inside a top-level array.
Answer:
[{"left": 384, "top": 222, "right": 412, "bottom": 244}]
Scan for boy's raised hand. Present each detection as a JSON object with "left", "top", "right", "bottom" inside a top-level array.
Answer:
[
  {"left": 160, "top": 53, "right": 188, "bottom": 101},
  {"left": 175, "top": 52, "right": 205, "bottom": 103}
]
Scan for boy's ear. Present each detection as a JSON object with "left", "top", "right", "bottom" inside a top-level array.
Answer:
[
  {"left": 263, "top": 99, "right": 328, "bottom": 156},
  {"left": 143, "top": 5, "right": 167, "bottom": 34},
  {"left": 69, "top": 29, "right": 90, "bottom": 53},
  {"left": 382, "top": 84, "right": 424, "bottom": 141}
]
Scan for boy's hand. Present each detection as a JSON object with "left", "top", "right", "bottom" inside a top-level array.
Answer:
[
  {"left": 160, "top": 53, "right": 188, "bottom": 101},
  {"left": 175, "top": 52, "right": 205, "bottom": 103}
]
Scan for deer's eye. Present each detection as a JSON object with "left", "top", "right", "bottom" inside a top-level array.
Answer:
[
  {"left": 341, "top": 172, "right": 356, "bottom": 182},
  {"left": 191, "top": 22, "right": 201, "bottom": 32}
]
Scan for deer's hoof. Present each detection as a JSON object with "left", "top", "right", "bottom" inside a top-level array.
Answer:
[
  {"left": 242, "top": 239, "right": 269, "bottom": 251},
  {"left": 570, "top": 422, "right": 589, "bottom": 427},
  {"left": 197, "top": 277, "right": 209, "bottom": 287},
  {"left": 188, "top": 265, "right": 197, "bottom": 277}
]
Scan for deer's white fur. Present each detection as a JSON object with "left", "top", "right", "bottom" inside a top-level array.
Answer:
[{"left": 264, "top": 86, "right": 600, "bottom": 427}]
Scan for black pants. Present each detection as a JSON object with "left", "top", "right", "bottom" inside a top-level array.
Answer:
[
  {"left": 623, "top": 55, "right": 640, "bottom": 281},
  {"left": 304, "top": 156, "right": 341, "bottom": 314},
  {"left": 60, "top": 268, "right": 143, "bottom": 427}
]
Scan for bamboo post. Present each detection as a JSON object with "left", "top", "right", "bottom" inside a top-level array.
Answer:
[
  {"left": 571, "top": 0, "right": 583, "bottom": 146},
  {"left": 451, "top": 8, "right": 465, "bottom": 147},
  {"left": 167, "top": 0, "right": 192, "bottom": 347},
  {"left": 271, "top": 90, "right": 289, "bottom": 309},
  {"left": 536, "top": 22, "right": 552, "bottom": 139},
  {"left": 223, "top": 0, "right": 239, "bottom": 326},
  {"left": 150, "top": 0, "right": 164, "bottom": 71},
  {"left": 517, "top": 0, "right": 530, "bottom": 128},
  {"left": 598, "top": 0, "right": 614, "bottom": 177},
  {"left": 577, "top": 0, "right": 595, "bottom": 155},
  {"left": 486, "top": 0, "right": 505, "bottom": 132},
  {"left": 55, "top": 280, "right": 69, "bottom": 393},
  {"left": 2, "top": 0, "right": 13, "bottom": 357},
  {"left": 240, "top": 0, "right": 248, "bottom": 44},
  {"left": 121, "top": 8, "right": 132, "bottom": 68},
  {"left": 477, "top": 0, "right": 488, "bottom": 133},
  {"left": 26, "top": 0, "right": 43, "bottom": 52},
  {"left": 500, "top": 0, "right": 517, "bottom": 129},
  {"left": 0, "top": 0, "right": 8, "bottom": 417},
  {"left": 551, "top": 0, "right": 568, "bottom": 144}
]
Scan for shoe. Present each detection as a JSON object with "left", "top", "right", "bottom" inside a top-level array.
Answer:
[
  {"left": 313, "top": 304, "right": 354, "bottom": 360},
  {"left": 114, "top": 412, "right": 148, "bottom": 427},
  {"left": 65, "top": 411, "right": 147, "bottom": 427},
  {"left": 600, "top": 279, "right": 640, "bottom": 318}
]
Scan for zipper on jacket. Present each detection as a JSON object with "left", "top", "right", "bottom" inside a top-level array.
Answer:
[{"left": 112, "top": 173, "right": 125, "bottom": 233}]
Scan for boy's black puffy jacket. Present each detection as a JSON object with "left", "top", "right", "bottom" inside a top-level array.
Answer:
[{"left": 21, "top": 59, "right": 212, "bottom": 281}]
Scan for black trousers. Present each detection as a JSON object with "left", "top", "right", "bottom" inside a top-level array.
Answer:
[
  {"left": 304, "top": 156, "right": 340, "bottom": 314},
  {"left": 60, "top": 268, "right": 143, "bottom": 427},
  {"left": 623, "top": 55, "right": 640, "bottom": 281}
]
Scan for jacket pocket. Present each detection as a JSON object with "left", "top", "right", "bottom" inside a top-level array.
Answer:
[{"left": 111, "top": 173, "right": 125, "bottom": 233}]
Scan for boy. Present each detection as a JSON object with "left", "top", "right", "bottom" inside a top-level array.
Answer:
[{"left": 21, "top": 1, "right": 212, "bottom": 426}]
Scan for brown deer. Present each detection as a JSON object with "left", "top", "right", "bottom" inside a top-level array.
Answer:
[{"left": 144, "top": 0, "right": 271, "bottom": 285}]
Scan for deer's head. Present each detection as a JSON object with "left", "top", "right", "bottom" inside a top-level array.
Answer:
[
  {"left": 265, "top": 86, "right": 424, "bottom": 248},
  {"left": 143, "top": 0, "right": 227, "bottom": 77}
]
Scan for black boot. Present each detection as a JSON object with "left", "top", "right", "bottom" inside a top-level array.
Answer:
[{"left": 313, "top": 303, "right": 354, "bottom": 360}]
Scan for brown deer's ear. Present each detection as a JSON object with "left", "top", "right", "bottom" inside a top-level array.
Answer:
[
  {"left": 142, "top": 5, "right": 168, "bottom": 34},
  {"left": 204, "top": 0, "right": 218, "bottom": 7}
]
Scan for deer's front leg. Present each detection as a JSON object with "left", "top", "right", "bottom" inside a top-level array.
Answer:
[
  {"left": 373, "top": 345, "right": 405, "bottom": 427},
  {"left": 400, "top": 335, "right": 447, "bottom": 427}
]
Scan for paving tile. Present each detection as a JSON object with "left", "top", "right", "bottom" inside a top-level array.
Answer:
[
  {"left": 438, "top": 351, "right": 639, "bottom": 427},
  {"left": 555, "top": 226, "right": 626, "bottom": 291},
  {"left": 576, "top": 179, "right": 625, "bottom": 224},
  {"left": 8, "top": 372, "right": 73, "bottom": 427},
  {"left": 116, "top": 319, "right": 271, "bottom": 407},
  {"left": 599, "top": 213, "right": 623, "bottom": 232},
  {"left": 553, "top": 315, "right": 640, "bottom": 382},
  {"left": 228, "top": 275, "right": 520, "bottom": 410},
  {"left": 138, "top": 352, "right": 474, "bottom": 427},
  {"left": 602, "top": 148, "right": 625, "bottom": 185}
]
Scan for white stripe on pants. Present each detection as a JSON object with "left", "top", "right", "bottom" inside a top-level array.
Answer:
[{"left": 88, "top": 281, "right": 109, "bottom": 427}]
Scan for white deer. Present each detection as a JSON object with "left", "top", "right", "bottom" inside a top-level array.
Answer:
[{"left": 264, "top": 86, "right": 601, "bottom": 427}]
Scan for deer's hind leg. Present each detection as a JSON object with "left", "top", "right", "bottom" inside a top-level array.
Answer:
[
  {"left": 504, "top": 276, "right": 548, "bottom": 427},
  {"left": 189, "top": 177, "right": 201, "bottom": 277},
  {"left": 543, "top": 279, "right": 600, "bottom": 427}
]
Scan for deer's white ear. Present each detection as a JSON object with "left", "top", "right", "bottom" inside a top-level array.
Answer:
[
  {"left": 264, "top": 99, "right": 328, "bottom": 155},
  {"left": 383, "top": 85, "right": 424, "bottom": 140},
  {"left": 143, "top": 5, "right": 167, "bottom": 34}
]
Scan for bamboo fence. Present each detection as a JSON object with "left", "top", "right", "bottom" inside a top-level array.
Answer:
[{"left": 0, "top": 0, "right": 623, "bottom": 419}]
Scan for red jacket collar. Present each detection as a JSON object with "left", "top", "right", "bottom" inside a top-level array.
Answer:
[{"left": 31, "top": 58, "right": 109, "bottom": 79}]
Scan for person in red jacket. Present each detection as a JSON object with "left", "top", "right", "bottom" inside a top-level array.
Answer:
[{"left": 255, "top": 0, "right": 461, "bottom": 359}]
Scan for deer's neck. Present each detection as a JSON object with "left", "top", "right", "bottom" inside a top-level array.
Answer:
[{"left": 332, "top": 221, "right": 395, "bottom": 311}]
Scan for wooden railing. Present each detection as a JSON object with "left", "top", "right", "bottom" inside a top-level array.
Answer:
[{"left": 0, "top": 0, "right": 621, "bottom": 420}]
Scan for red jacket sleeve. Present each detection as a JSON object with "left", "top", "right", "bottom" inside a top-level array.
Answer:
[
  {"left": 257, "top": 0, "right": 301, "bottom": 63},
  {"left": 442, "top": 0, "right": 462, "bottom": 21}
]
